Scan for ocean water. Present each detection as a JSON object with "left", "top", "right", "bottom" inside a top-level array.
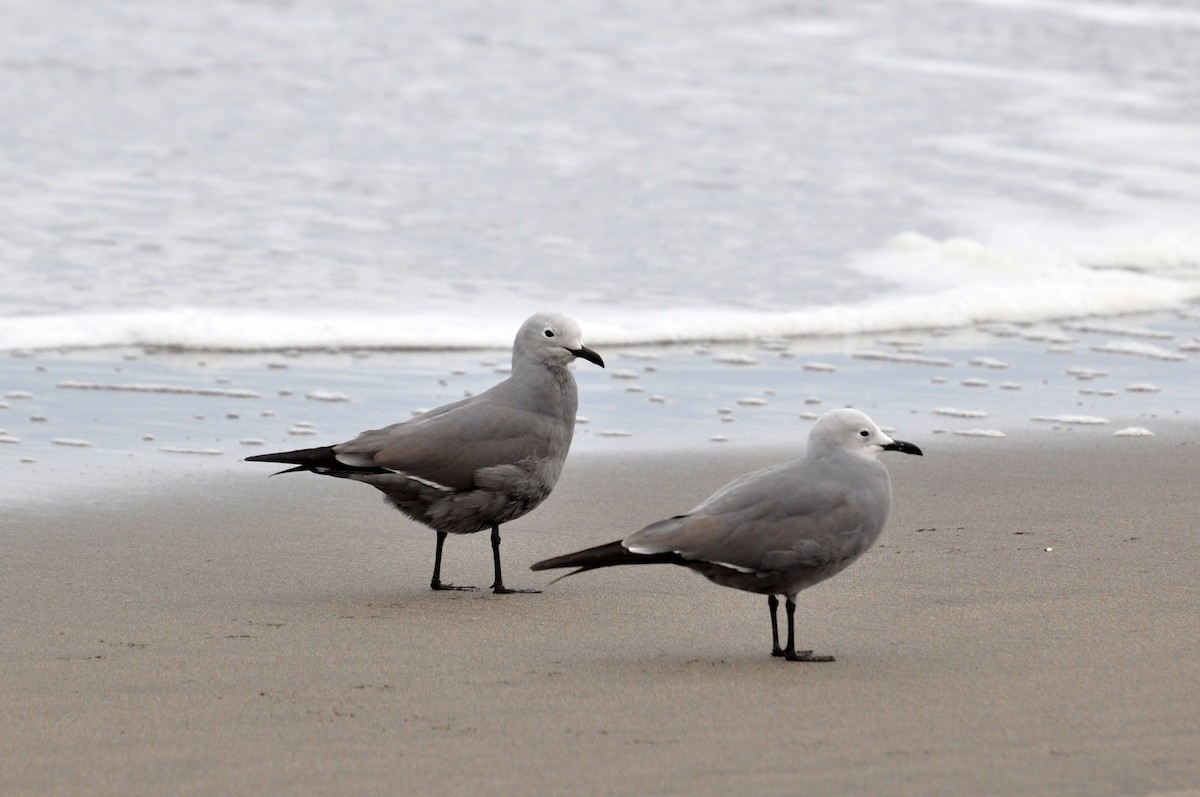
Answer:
[
  {"left": 3, "top": 0, "right": 1200, "bottom": 504},
  {"left": 3, "top": 0, "right": 1200, "bottom": 350}
]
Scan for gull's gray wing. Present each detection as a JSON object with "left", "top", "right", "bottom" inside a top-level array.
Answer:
[
  {"left": 624, "top": 458, "right": 882, "bottom": 573},
  {"left": 334, "top": 394, "right": 569, "bottom": 491}
]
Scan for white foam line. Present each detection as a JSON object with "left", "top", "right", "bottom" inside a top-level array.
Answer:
[
  {"left": 1032, "top": 414, "right": 1111, "bottom": 425},
  {"left": 933, "top": 408, "right": 988, "bottom": 418},
  {"left": 968, "top": 356, "right": 1009, "bottom": 369},
  {"left": 1090, "top": 341, "right": 1187, "bottom": 362},
  {"left": 57, "top": 381, "right": 261, "bottom": 398},
  {"left": 951, "top": 429, "right": 1007, "bottom": 438},
  {"left": 851, "top": 350, "right": 954, "bottom": 366},
  {"left": 305, "top": 390, "right": 350, "bottom": 402},
  {"left": 1063, "top": 322, "right": 1174, "bottom": 339}
]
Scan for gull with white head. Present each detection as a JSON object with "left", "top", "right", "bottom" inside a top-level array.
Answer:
[
  {"left": 532, "top": 408, "right": 922, "bottom": 660},
  {"left": 248, "top": 312, "right": 604, "bottom": 594}
]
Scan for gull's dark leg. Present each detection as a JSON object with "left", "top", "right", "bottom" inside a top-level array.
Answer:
[
  {"left": 769, "top": 595, "right": 784, "bottom": 657},
  {"left": 490, "top": 524, "right": 540, "bottom": 595},
  {"left": 430, "top": 531, "right": 476, "bottom": 591},
  {"left": 782, "top": 596, "right": 835, "bottom": 663}
]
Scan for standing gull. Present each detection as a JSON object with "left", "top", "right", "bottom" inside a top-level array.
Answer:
[
  {"left": 532, "top": 408, "right": 922, "bottom": 660},
  {"left": 247, "top": 312, "right": 604, "bottom": 594}
]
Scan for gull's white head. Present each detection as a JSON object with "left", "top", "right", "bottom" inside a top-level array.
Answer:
[
  {"left": 513, "top": 312, "right": 605, "bottom": 369},
  {"left": 808, "top": 408, "right": 923, "bottom": 459}
]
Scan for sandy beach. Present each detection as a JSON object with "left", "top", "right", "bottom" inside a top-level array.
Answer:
[
  {"left": 3, "top": 435, "right": 1198, "bottom": 796},
  {"left": 5, "top": 0, "right": 1200, "bottom": 792}
]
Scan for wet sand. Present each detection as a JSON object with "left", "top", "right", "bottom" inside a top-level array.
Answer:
[{"left": 2, "top": 437, "right": 1199, "bottom": 796}]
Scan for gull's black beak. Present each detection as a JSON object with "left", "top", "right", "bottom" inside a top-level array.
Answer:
[
  {"left": 569, "top": 345, "right": 605, "bottom": 368},
  {"left": 882, "top": 439, "right": 923, "bottom": 456}
]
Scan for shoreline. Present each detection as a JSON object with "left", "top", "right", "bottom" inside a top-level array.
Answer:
[
  {"left": 4, "top": 309, "right": 1200, "bottom": 509},
  {"left": 3, "top": 437, "right": 1199, "bottom": 795}
]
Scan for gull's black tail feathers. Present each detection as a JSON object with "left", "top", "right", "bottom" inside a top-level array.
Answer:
[
  {"left": 244, "top": 446, "right": 389, "bottom": 476},
  {"left": 531, "top": 540, "right": 687, "bottom": 582}
]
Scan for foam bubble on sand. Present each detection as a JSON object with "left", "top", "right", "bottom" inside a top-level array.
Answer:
[
  {"left": 933, "top": 407, "right": 988, "bottom": 418},
  {"left": 287, "top": 426, "right": 317, "bottom": 436},
  {"left": 596, "top": 430, "right": 633, "bottom": 438},
  {"left": 610, "top": 369, "right": 640, "bottom": 380},
  {"left": 1125, "top": 383, "right": 1162, "bottom": 393},
  {"left": 1023, "top": 330, "right": 1077, "bottom": 344},
  {"left": 961, "top": 378, "right": 989, "bottom": 387},
  {"left": 713, "top": 353, "right": 761, "bottom": 365},
  {"left": 158, "top": 446, "right": 223, "bottom": 455},
  {"left": 4, "top": 391, "right": 34, "bottom": 400},
  {"left": 52, "top": 438, "right": 92, "bottom": 447},
  {"left": 56, "top": 381, "right": 261, "bottom": 398},
  {"left": 1066, "top": 367, "right": 1109, "bottom": 380},
  {"left": 980, "top": 322, "right": 1021, "bottom": 337},
  {"left": 240, "top": 438, "right": 266, "bottom": 446},
  {"left": 968, "top": 356, "right": 1009, "bottom": 369},
  {"left": 736, "top": 397, "right": 768, "bottom": 406},
  {"left": 1090, "top": 340, "right": 1187, "bottom": 361},
  {"left": 952, "top": 428, "right": 1007, "bottom": 438},
  {"left": 802, "top": 362, "right": 838, "bottom": 372},
  {"left": 709, "top": 435, "right": 730, "bottom": 443},
  {"left": 1114, "top": 427, "right": 1155, "bottom": 437},
  {"left": 1033, "top": 414, "right": 1111, "bottom": 425},
  {"left": 851, "top": 350, "right": 953, "bottom": 366},
  {"left": 1064, "top": 322, "right": 1174, "bottom": 340},
  {"left": 999, "top": 382, "right": 1023, "bottom": 390},
  {"left": 1178, "top": 339, "right": 1200, "bottom": 352},
  {"left": 877, "top": 337, "right": 926, "bottom": 350},
  {"left": 305, "top": 390, "right": 350, "bottom": 402},
  {"left": 0, "top": 434, "right": 21, "bottom": 444}
]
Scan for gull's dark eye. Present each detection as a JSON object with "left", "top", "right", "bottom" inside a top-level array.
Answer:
[
  {"left": 544, "top": 329, "right": 555, "bottom": 338},
  {"left": 859, "top": 429, "right": 869, "bottom": 437}
]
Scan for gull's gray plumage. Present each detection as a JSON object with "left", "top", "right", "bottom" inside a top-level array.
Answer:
[
  {"left": 532, "top": 408, "right": 922, "bottom": 660},
  {"left": 247, "top": 311, "right": 604, "bottom": 594}
]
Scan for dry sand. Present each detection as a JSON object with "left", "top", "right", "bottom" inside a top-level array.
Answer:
[{"left": 2, "top": 435, "right": 1199, "bottom": 796}]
